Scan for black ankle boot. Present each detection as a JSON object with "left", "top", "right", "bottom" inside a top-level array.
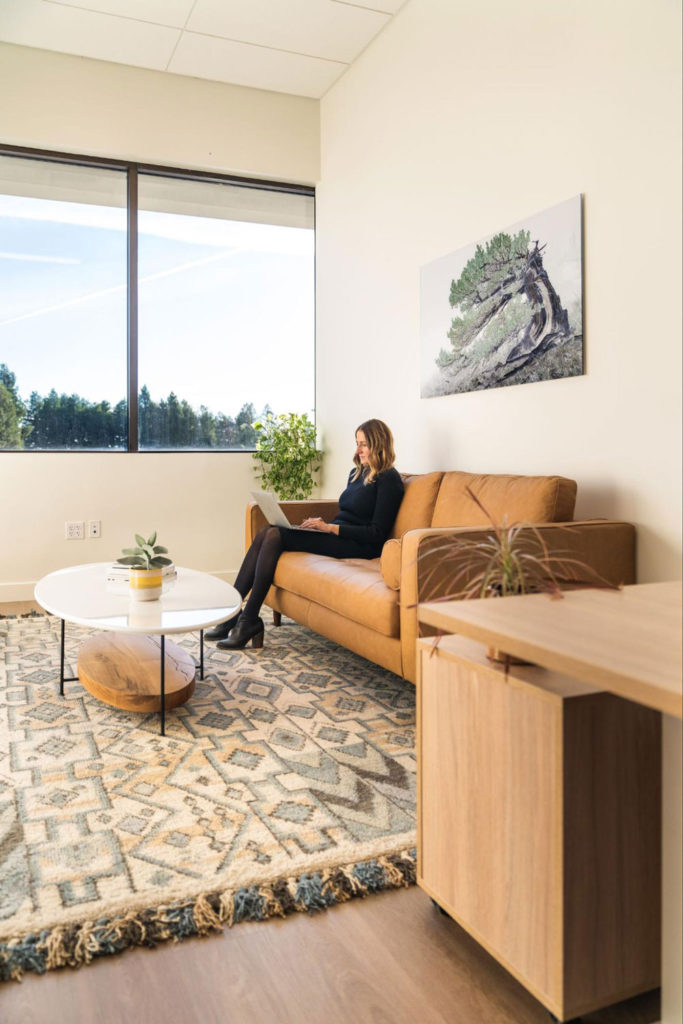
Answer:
[
  {"left": 205, "top": 612, "right": 240, "bottom": 641},
  {"left": 216, "top": 615, "right": 264, "bottom": 650}
]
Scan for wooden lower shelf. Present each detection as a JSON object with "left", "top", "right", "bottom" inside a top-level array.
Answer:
[
  {"left": 77, "top": 632, "right": 196, "bottom": 712},
  {"left": 417, "top": 636, "right": 661, "bottom": 1021}
]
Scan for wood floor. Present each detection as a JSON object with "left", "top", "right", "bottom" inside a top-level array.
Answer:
[
  {"left": 0, "top": 888, "right": 659, "bottom": 1024},
  {"left": 1, "top": 601, "right": 43, "bottom": 616},
  {"left": 1, "top": 604, "right": 660, "bottom": 1024}
]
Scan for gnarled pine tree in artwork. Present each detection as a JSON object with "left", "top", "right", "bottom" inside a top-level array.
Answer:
[{"left": 421, "top": 196, "right": 583, "bottom": 396}]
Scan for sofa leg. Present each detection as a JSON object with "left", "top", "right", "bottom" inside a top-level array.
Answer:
[{"left": 272, "top": 611, "right": 282, "bottom": 627}]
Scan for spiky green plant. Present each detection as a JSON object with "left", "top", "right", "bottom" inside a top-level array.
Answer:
[
  {"left": 116, "top": 531, "right": 172, "bottom": 571},
  {"left": 419, "top": 486, "right": 618, "bottom": 603}
]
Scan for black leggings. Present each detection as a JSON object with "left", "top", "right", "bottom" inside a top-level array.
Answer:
[{"left": 235, "top": 525, "right": 380, "bottom": 622}]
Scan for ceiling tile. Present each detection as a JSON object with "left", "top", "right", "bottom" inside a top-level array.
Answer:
[
  {"left": 48, "top": 0, "right": 196, "bottom": 30},
  {"left": 0, "top": 0, "right": 179, "bottom": 69},
  {"left": 169, "top": 31, "right": 346, "bottom": 97},
  {"left": 187, "top": 0, "right": 388, "bottom": 64}
]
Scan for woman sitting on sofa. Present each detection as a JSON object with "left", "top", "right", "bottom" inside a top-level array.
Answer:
[{"left": 206, "top": 418, "right": 404, "bottom": 650}]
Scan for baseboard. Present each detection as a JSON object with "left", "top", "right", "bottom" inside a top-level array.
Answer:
[
  {"left": 209, "top": 570, "right": 238, "bottom": 586},
  {"left": 0, "top": 569, "right": 238, "bottom": 605},
  {"left": 0, "top": 582, "right": 37, "bottom": 603}
]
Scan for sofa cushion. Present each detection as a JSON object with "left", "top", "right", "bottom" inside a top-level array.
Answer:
[
  {"left": 380, "top": 538, "right": 402, "bottom": 591},
  {"left": 431, "top": 471, "right": 577, "bottom": 527},
  {"left": 390, "top": 471, "right": 444, "bottom": 539},
  {"left": 274, "top": 552, "right": 399, "bottom": 637}
]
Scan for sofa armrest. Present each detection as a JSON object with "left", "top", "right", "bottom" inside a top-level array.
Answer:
[
  {"left": 398, "top": 520, "right": 636, "bottom": 683},
  {"left": 245, "top": 499, "right": 341, "bottom": 547}
]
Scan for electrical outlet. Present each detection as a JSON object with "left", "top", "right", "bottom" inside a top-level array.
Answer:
[
  {"left": 65, "top": 521, "right": 84, "bottom": 540},
  {"left": 88, "top": 520, "right": 101, "bottom": 539}
]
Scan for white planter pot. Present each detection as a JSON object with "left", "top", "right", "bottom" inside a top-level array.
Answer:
[{"left": 129, "top": 567, "right": 163, "bottom": 602}]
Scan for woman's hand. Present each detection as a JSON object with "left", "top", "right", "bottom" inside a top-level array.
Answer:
[{"left": 300, "top": 517, "right": 339, "bottom": 535}]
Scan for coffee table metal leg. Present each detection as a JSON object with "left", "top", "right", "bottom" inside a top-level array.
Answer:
[
  {"left": 59, "top": 618, "right": 78, "bottom": 696},
  {"left": 199, "top": 630, "right": 204, "bottom": 680},
  {"left": 160, "top": 634, "right": 166, "bottom": 736},
  {"left": 60, "top": 618, "right": 65, "bottom": 695}
]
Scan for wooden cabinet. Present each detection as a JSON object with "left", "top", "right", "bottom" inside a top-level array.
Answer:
[{"left": 417, "top": 636, "right": 661, "bottom": 1022}]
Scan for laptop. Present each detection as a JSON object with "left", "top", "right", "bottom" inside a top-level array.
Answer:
[{"left": 250, "top": 490, "right": 308, "bottom": 530}]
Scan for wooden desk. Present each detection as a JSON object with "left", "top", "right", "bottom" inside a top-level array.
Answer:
[
  {"left": 417, "top": 581, "right": 682, "bottom": 1024},
  {"left": 419, "top": 581, "right": 682, "bottom": 718}
]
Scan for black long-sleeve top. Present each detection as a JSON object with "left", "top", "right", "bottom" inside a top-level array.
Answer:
[{"left": 333, "top": 467, "right": 404, "bottom": 551}]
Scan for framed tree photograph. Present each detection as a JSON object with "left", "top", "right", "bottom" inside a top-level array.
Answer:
[{"left": 420, "top": 195, "right": 584, "bottom": 397}]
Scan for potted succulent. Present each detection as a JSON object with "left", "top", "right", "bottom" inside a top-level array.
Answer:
[
  {"left": 117, "top": 531, "right": 172, "bottom": 601},
  {"left": 252, "top": 412, "right": 323, "bottom": 500}
]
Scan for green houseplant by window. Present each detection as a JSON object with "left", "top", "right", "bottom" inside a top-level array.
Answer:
[{"left": 252, "top": 412, "right": 323, "bottom": 500}]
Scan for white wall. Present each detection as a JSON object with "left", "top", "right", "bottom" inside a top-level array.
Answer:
[
  {"left": 316, "top": 0, "right": 682, "bottom": 581},
  {"left": 0, "top": 44, "right": 319, "bottom": 600},
  {"left": 0, "top": 43, "right": 318, "bottom": 183},
  {"left": 0, "top": 452, "right": 255, "bottom": 599}
]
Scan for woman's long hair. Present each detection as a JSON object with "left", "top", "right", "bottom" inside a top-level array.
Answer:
[{"left": 352, "top": 419, "right": 396, "bottom": 484}]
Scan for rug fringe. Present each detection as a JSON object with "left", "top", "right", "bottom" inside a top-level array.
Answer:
[{"left": 0, "top": 848, "right": 416, "bottom": 982}]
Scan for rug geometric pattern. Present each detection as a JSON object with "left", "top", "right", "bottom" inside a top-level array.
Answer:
[{"left": 0, "top": 614, "right": 416, "bottom": 979}]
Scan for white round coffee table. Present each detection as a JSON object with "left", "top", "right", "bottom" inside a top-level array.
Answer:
[{"left": 34, "top": 563, "right": 241, "bottom": 735}]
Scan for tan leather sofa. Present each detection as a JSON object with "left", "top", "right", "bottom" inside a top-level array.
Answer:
[{"left": 245, "top": 470, "right": 636, "bottom": 684}]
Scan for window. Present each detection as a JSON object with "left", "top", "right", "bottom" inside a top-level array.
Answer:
[
  {"left": 0, "top": 154, "right": 128, "bottom": 449},
  {"left": 137, "top": 173, "right": 314, "bottom": 450},
  {"left": 0, "top": 147, "right": 315, "bottom": 451}
]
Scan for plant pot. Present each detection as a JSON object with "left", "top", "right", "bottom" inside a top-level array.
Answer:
[{"left": 129, "top": 566, "right": 163, "bottom": 602}]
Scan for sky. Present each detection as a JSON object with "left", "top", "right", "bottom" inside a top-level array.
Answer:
[{"left": 0, "top": 195, "right": 315, "bottom": 420}]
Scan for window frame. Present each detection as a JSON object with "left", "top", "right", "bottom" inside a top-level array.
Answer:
[{"left": 0, "top": 143, "right": 316, "bottom": 453}]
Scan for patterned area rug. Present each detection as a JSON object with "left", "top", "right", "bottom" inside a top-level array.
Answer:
[{"left": 0, "top": 613, "right": 416, "bottom": 981}]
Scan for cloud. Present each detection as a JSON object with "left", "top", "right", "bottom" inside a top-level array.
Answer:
[
  {"left": 0, "top": 249, "right": 239, "bottom": 329},
  {"left": 0, "top": 251, "right": 80, "bottom": 264}
]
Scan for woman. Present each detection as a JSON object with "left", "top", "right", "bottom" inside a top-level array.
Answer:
[{"left": 207, "top": 419, "right": 404, "bottom": 650}]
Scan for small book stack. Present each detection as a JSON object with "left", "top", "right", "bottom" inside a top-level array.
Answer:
[{"left": 106, "top": 562, "right": 177, "bottom": 584}]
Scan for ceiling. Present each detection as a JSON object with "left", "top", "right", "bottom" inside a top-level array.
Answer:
[{"left": 0, "top": 0, "right": 409, "bottom": 99}]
